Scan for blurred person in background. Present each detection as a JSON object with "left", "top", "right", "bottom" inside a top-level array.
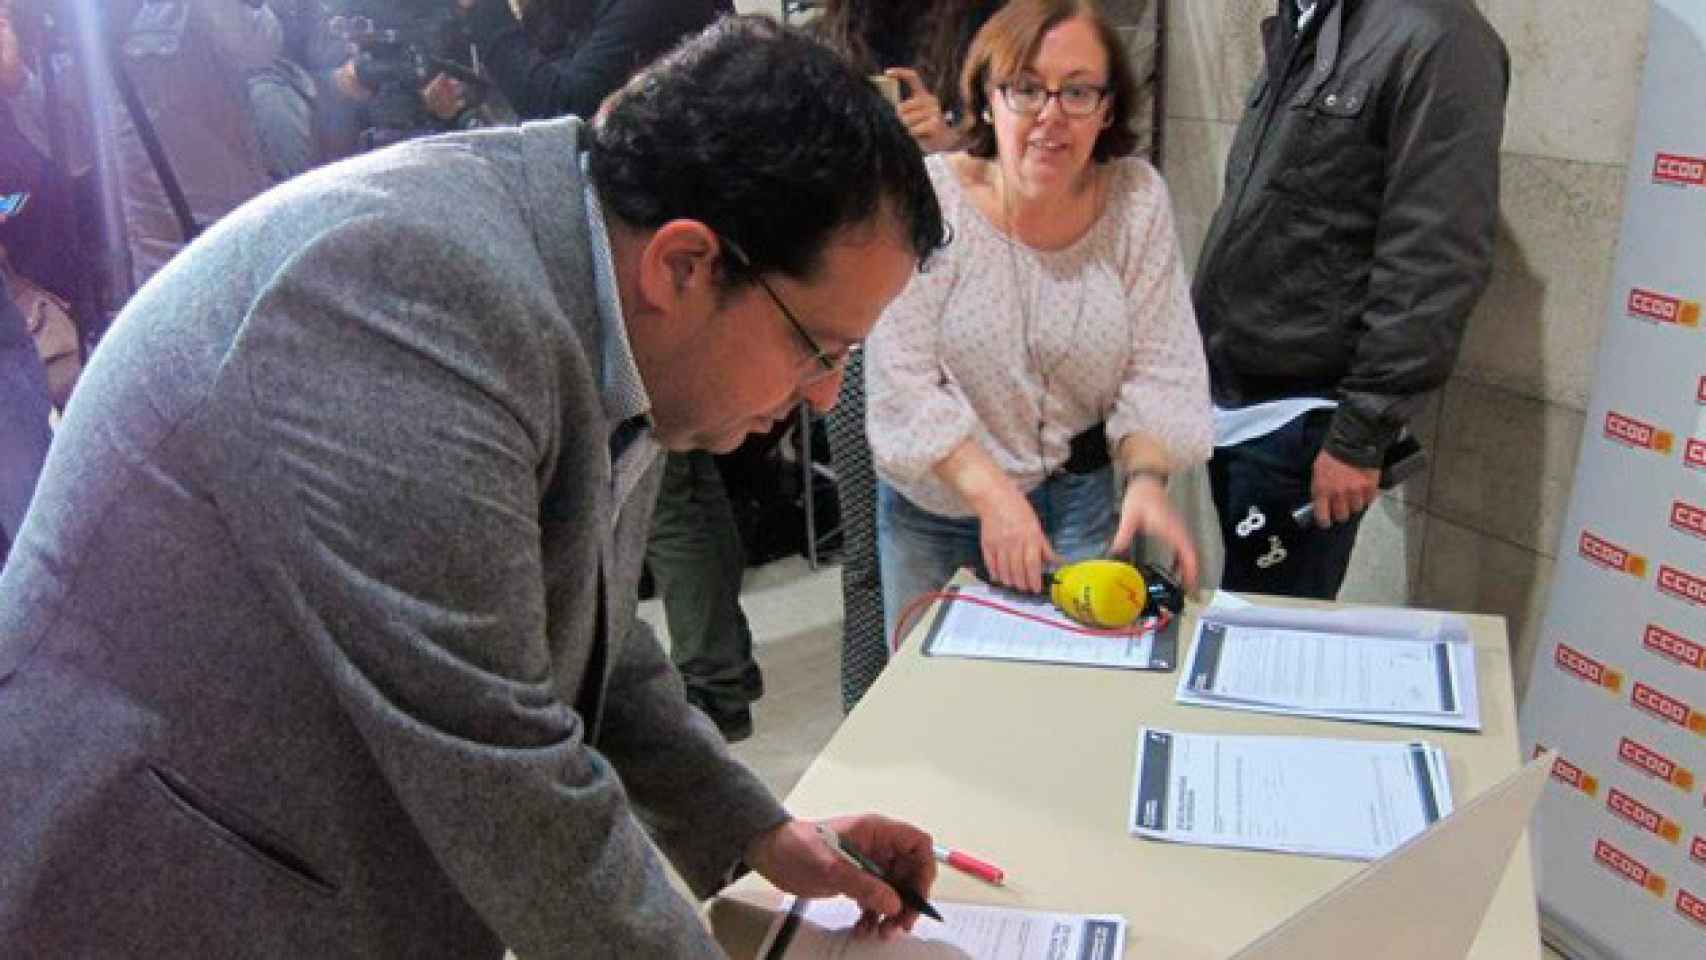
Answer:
[{"left": 100, "top": 0, "right": 283, "bottom": 294}]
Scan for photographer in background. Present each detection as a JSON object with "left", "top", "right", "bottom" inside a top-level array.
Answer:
[
  {"left": 459, "top": 0, "right": 728, "bottom": 122},
  {"left": 101, "top": 0, "right": 282, "bottom": 294},
  {"left": 321, "top": 0, "right": 499, "bottom": 154}
]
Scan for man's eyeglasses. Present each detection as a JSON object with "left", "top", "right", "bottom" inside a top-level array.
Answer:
[
  {"left": 719, "top": 235, "right": 858, "bottom": 387},
  {"left": 996, "top": 80, "right": 1110, "bottom": 118}
]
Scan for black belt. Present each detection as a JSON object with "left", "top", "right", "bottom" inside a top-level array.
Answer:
[{"left": 1059, "top": 421, "right": 1111, "bottom": 475}]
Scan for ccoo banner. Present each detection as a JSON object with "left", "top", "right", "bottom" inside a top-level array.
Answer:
[{"left": 1519, "top": 1, "right": 1706, "bottom": 957}]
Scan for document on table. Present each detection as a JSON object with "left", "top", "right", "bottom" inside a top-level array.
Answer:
[
  {"left": 756, "top": 896, "right": 1125, "bottom": 960},
  {"left": 1129, "top": 728, "right": 1454, "bottom": 861},
  {"left": 1176, "top": 596, "right": 1480, "bottom": 730},
  {"left": 920, "top": 583, "right": 1177, "bottom": 671}
]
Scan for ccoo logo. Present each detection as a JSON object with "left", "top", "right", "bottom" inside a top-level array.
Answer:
[
  {"left": 1654, "top": 152, "right": 1706, "bottom": 186},
  {"left": 1604, "top": 411, "right": 1674, "bottom": 454},
  {"left": 1627, "top": 288, "right": 1702, "bottom": 327}
]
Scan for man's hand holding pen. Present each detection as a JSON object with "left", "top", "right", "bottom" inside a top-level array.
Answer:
[{"left": 743, "top": 814, "right": 939, "bottom": 940}]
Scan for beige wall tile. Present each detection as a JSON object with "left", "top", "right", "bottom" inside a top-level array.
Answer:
[
  {"left": 1164, "top": 0, "right": 1268, "bottom": 123},
  {"left": 1429, "top": 378, "right": 1586, "bottom": 556},
  {"left": 1102, "top": 0, "right": 1158, "bottom": 27},
  {"left": 1456, "top": 153, "right": 1624, "bottom": 410},
  {"left": 1339, "top": 498, "right": 1428, "bottom": 606},
  {"left": 1475, "top": 0, "right": 1649, "bottom": 166},
  {"left": 1160, "top": 118, "right": 1238, "bottom": 275},
  {"left": 1417, "top": 516, "right": 1556, "bottom": 701}
]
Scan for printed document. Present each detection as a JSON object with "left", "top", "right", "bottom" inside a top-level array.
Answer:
[
  {"left": 921, "top": 583, "right": 1176, "bottom": 671},
  {"left": 756, "top": 896, "right": 1125, "bottom": 960},
  {"left": 1129, "top": 728, "right": 1453, "bottom": 861},
  {"left": 1177, "top": 597, "right": 1480, "bottom": 730}
]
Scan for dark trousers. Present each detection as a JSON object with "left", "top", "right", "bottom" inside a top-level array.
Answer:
[
  {"left": 1209, "top": 409, "right": 1364, "bottom": 600},
  {"left": 646, "top": 451, "right": 762, "bottom": 716}
]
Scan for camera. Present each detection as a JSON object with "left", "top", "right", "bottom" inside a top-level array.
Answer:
[{"left": 325, "top": 0, "right": 485, "bottom": 149}]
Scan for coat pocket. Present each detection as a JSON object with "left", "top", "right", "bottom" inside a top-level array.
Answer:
[{"left": 145, "top": 764, "right": 336, "bottom": 897}]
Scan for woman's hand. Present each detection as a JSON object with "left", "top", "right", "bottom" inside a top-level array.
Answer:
[
  {"left": 886, "top": 67, "right": 958, "bottom": 154},
  {"left": 1108, "top": 475, "right": 1198, "bottom": 589},
  {"left": 976, "top": 480, "right": 1059, "bottom": 594},
  {"left": 421, "top": 72, "right": 465, "bottom": 121},
  {"left": 744, "top": 815, "right": 936, "bottom": 940}
]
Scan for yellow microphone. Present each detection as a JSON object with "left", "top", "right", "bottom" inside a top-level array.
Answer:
[
  {"left": 974, "top": 558, "right": 1185, "bottom": 629},
  {"left": 1048, "top": 559, "right": 1150, "bottom": 629}
]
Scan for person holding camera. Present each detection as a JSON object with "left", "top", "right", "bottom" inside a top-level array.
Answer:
[{"left": 1, "top": 16, "right": 950, "bottom": 956}]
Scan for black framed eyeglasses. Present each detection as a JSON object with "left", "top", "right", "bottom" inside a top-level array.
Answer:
[
  {"left": 718, "top": 235, "right": 858, "bottom": 387},
  {"left": 996, "top": 80, "right": 1110, "bottom": 118}
]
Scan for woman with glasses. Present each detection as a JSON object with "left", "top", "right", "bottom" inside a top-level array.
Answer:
[{"left": 866, "top": 0, "right": 1212, "bottom": 641}]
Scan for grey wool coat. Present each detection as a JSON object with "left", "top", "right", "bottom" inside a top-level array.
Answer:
[{"left": 0, "top": 118, "right": 787, "bottom": 957}]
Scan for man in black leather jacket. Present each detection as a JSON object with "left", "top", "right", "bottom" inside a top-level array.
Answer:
[{"left": 1192, "top": 0, "right": 1508, "bottom": 598}]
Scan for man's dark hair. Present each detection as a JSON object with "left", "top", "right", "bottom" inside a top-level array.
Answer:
[{"left": 587, "top": 15, "right": 948, "bottom": 285}]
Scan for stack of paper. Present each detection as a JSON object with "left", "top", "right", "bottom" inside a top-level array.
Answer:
[
  {"left": 756, "top": 896, "right": 1125, "bottom": 960},
  {"left": 1175, "top": 596, "right": 1481, "bottom": 730},
  {"left": 1129, "top": 728, "right": 1454, "bottom": 861},
  {"left": 920, "top": 582, "right": 1177, "bottom": 671}
]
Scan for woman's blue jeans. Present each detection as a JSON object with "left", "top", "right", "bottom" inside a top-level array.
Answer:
[{"left": 876, "top": 466, "right": 1117, "bottom": 644}]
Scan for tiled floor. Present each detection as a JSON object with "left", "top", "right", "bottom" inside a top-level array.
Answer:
[
  {"left": 638, "top": 555, "right": 848, "bottom": 798},
  {"left": 645, "top": 557, "right": 1570, "bottom": 959}
]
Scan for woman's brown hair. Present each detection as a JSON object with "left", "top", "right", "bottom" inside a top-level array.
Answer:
[
  {"left": 816, "top": 1, "right": 996, "bottom": 119},
  {"left": 959, "top": 0, "right": 1140, "bottom": 161}
]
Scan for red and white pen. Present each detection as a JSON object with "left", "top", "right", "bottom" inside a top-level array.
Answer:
[{"left": 932, "top": 844, "right": 1006, "bottom": 885}]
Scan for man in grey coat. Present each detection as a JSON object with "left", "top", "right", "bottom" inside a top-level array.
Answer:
[{"left": 0, "top": 16, "right": 947, "bottom": 957}]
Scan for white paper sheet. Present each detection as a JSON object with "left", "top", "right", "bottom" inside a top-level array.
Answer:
[
  {"left": 1129, "top": 728, "right": 1454, "bottom": 861},
  {"left": 755, "top": 896, "right": 1126, "bottom": 960},
  {"left": 920, "top": 583, "right": 1173, "bottom": 670},
  {"left": 1176, "top": 598, "right": 1481, "bottom": 730}
]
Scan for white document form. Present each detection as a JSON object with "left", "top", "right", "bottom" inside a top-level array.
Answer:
[
  {"left": 1176, "top": 597, "right": 1481, "bottom": 730},
  {"left": 1128, "top": 728, "right": 1454, "bottom": 861},
  {"left": 920, "top": 583, "right": 1175, "bottom": 671},
  {"left": 756, "top": 896, "right": 1125, "bottom": 960}
]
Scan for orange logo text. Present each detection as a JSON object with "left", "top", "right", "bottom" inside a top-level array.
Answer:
[
  {"left": 1595, "top": 838, "right": 1667, "bottom": 896},
  {"left": 1659, "top": 564, "right": 1706, "bottom": 608},
  {"left": 1619, "top": 736, "right": 1695, "bottom": 791},
  {"left": 1555, "top": 642, "right": 1624, "bottom": 691},
  {"left": 1627, "top": 288, "right": 1702, "bottom": 327},
  {"left": 1604, "top": 411, "right": 1674, "bottom": 453},
  {"left": 1579, "top": 531, "right": 1647, "bottom": 578}
]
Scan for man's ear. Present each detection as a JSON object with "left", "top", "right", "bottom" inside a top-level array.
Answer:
[{"left": 635, "top": 219, "right": 722, "bottom": 315}]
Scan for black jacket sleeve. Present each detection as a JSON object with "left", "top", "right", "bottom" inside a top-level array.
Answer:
[
  {"left": 465, "top": 0, "right": 729, "bottom": 122},
  {"left": 1325, "top": 21, "right": 1509, "bottom": 467}
]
